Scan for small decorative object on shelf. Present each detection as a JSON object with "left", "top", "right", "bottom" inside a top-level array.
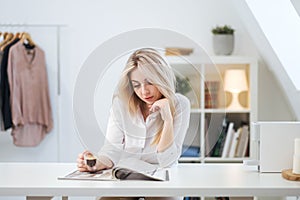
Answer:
[
  {"left": 292, "top": 138, "right": 300, "bottom": 174},
  {"left": 281, "top": 138, "right": 300, "bottom": 181},
  {"left": 212, "top": 25, "right": 235, "bottom": 35},
  {"left": 282, "top": 169, "right": 300, "bottom": 181},
  {"left": 211, "top": 25, "right": 235, "bottom": 55},
  {"left": 165, "top": 47, "right": 193, "bottom": 56},
  {"left": 223, "top": 69, "right": 248, "bottom": 110},
  {"left": 175, "top": 76, "right": 192, "bottom": 95},
  {"left": 175, "top": 76, "right": 198, "bottom": 108}
]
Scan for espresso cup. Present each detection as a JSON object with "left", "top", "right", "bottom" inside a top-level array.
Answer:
[{"left": 84, "top": 152, "right": 97, "bottom": 168}]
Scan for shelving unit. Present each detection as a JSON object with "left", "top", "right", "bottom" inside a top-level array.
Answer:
[{"left": 168, "top": 55, "right": 257, "bottom": 163}]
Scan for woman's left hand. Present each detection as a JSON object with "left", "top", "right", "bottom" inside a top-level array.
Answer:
[{"left": 149, "top": 98, "right": 172, "bottom": 121}]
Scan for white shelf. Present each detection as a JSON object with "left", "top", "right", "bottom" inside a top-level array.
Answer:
[
  {"left": 180, "top": 157, "right": 251, "bottom": 163},
  {"left": 204, "top": 157, "right": 249, "bottom": 163},
  {"left": 191, "top": 108, "right": 250, "bottom": 113},
  {"left": 170, "top": 56, "right": 257, "bottom": 163},
  {"left": 191, "top": 108, "right": 203, "bottom": 113},
  {"left": 205, "top": 108, "right": 250, "bottom": 113},
  {"left": 179, "top": 157, "right": 202, "bottom": 163},
  {"left": 167, "top": 55, "right": 255, "bottom": 65}
]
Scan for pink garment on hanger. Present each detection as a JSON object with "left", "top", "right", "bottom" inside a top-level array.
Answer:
[{"left": 7, "top": 41, "right": 53, "bottom": 147}]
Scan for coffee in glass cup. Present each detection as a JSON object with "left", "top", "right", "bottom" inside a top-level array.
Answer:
[{"left": 84, "top": 152, "right": 97, "bottom": 168}]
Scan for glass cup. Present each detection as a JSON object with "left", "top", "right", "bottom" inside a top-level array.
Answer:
[{"left": 84, "top": 152, "right": 97, "bottom": 169}]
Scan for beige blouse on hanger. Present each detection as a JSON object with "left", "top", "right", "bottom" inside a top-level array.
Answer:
[{"left": 7, "top": 40, "right": 53, "bottom": 146}]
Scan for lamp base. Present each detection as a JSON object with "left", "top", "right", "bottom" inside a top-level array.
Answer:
[{"left": 227, "top": 92, "right": 245, "bottom": 110}]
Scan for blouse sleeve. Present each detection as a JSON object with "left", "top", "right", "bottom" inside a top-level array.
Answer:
[
  {"left": 98, "top": 99, "right": 125, "bottom": 166},
  {"left": 157, "top": 94, "right": 191, "bottom": 167}
]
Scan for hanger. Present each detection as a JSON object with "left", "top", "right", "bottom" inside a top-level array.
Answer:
[
  {"left": 21, "top": 32, "right": 35, "bottom": 47},
  {"left": 3, "top": 32, "right": 9, "bottom": 38},
  {"left": 15, "top": 32, "right": 21, "bottom": 39},
  {"left": 10, "top": 32, "right": 20, "bottom": 41},
  {"left": 0, "top": 32, "right": 14, "bottom": 51},
  {"left": 0, "top": 32, "right": 11, "bottom": 46}
]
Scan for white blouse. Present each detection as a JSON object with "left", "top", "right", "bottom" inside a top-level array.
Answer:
[{"left": 98, "top": 93, "right": 190, "bottom": 167}]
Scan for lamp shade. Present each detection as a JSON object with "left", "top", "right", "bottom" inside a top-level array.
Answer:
[{"left": 224, "top": 69, "right": 248, "bottom": 93}]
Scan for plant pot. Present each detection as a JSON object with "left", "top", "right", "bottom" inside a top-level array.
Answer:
[{"left": 213, "top": 34, "right": 234, "bottom": 55}]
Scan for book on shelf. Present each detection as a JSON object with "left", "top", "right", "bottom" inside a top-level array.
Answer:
[
  {"left": 228, "top": 127, "right": 242, "bottom": 158},
  {"left": 204, "top": 116, "right": 210, "bottom": 156},
  {"left": 209, "top": 118, "right": 228, "bottom": 157},
  {"left": 205, "top": 114, "right": 226, "bottom": 157},
  {"left": 227, "top": 124, "right": 249, "bottom": 158},
  {"left": 221, "top": 122, "right": 235, "bottom": 158},
  {"left": 205, "top": 81, "right": 220, "bottom": 109},
  {"left": 235, "top": 125, "right": 249, "bottom": 157},
  {"left": 181, "top": 145, "right": 200, "bottom": 157},
  {"left": 58, "top": 158, "right": 169, "bottom": 181}
]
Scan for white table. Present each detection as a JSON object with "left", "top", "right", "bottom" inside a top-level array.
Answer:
[{"left": 1, "top": 163, "right": 300, "bottom": 199}]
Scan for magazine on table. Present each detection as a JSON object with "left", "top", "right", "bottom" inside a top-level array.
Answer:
[{"left": 58, "top": 158, "right": 169, "bottom": 181}]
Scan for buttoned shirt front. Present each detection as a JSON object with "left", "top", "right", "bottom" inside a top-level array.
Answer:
[{"left": 99, "top": 93, "right": 190, "bottom": 167}]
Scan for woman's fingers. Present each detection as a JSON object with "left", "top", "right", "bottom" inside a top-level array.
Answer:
[
  {"left": 77, "top": 160, "right": 88, "bottom": 172},
  {"left": 150, "top": 105, "right": 160, "bottom": 113},
  {"left": 77, "top": 157, "right": 84, "bottom": 164},
  {"left": 78, "top": 166, "right": 88, "bottom": 172},
  {"left": 150, "top": 99, "right": 172, "bottom": 121},
  {"left": 77, "top": 150, "right": 90, "bottom": 171}
]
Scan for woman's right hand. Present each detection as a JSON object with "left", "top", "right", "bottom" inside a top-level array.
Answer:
[
  {"left": 77, "top": 150, "right": 89, "bottom": 172},
  {"left": 77, "top": 150, "right": 99, "bottom": 172}
]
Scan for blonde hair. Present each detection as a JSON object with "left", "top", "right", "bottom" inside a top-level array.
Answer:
[{"left": 116, "top": 48, "right": 176, "bottom": 145}]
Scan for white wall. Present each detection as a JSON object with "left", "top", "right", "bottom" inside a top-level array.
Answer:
[{"left": 0, "top": 0, "right": 294, "bottom": 163}]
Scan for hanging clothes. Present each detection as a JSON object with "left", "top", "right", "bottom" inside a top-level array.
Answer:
[
  {"left": 0, "top": 50, "right": 5, "bottom": 131},
  {"left": 0, "top": 37, "right": 20, "bottom": 130},
  {"left": 7, "top": 40, "right": 53, "bottom": 146}
]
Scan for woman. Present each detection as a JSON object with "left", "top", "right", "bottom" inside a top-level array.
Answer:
[{"left": 77, "top": 48, "right": 190, "bottom": 199}]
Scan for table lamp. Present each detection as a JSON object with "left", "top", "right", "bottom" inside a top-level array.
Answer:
[{"left": 223, "top": 69, "right": 248, "bottom": 110}]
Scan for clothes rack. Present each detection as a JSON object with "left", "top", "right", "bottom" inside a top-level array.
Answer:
[
  {"left": 0, "top": 23, "right": 67, "bottom": 161},
  {"left": 0, "top": 23, "right": 68, "bottom": 95}
]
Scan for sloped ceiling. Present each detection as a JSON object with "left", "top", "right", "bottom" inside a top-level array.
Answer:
[
  {"left": 231, "top": 0, "right": 300, "bottom": 120},
  {"left": 291, "top": 0, "right": 300, "bottom": 17}
]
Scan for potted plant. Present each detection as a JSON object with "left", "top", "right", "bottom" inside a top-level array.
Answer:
[
  {"left": 211, "top": 25, "right": 235, "bottom": 55},
  {"left": 175, "top": 76, "right": 191, "bottom": 95}
]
